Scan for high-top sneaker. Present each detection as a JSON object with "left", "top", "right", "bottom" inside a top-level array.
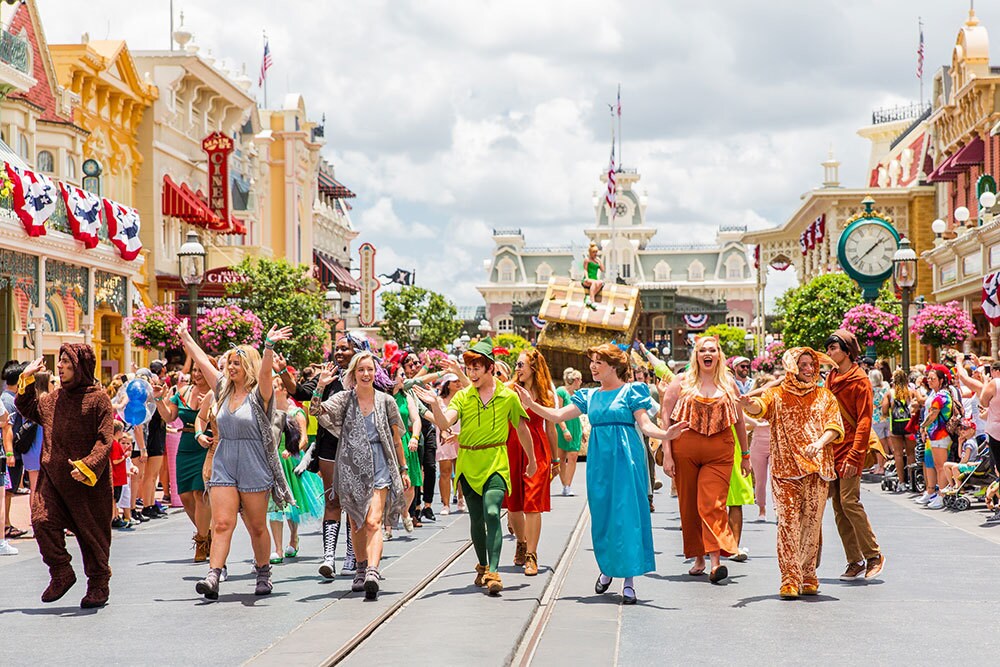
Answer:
[
  {"left": 342, "top": 518, "right": 357, "bottom": 574},
  {"left": 319, "top": 519, "right": 340, "bottom": 579},
  {"left": 254, "top": 564, "right": 273, "bottom": 596},
  {"left": 196, "top": 568, "right": 221, "bottom": 600}
]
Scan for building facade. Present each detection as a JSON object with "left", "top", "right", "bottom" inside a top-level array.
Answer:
[
  {"left": 478, "top": 166, "right": 755, "bottom": 359},
  {"left": 313, "top": 157, "right": 361, "bottom": 326}
]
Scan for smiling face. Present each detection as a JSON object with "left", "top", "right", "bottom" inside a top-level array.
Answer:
[
  {"left": 333, "top": 336, "right": 355, "bottom": 369},
  {"left": 515, "top": 352, "right": 534, "bottom": 384},
  {"left": 696, "top": 339, "right": 721, "bottom": 374},
  {"left": 57, "top": 352, "right": 74, "bottom": 386},
  {"left": 735, "top": 361, "right": 750, "bottom": 379},
  {"left": 403, "top": 354, "right": 421, "bottom": 379},
  {"left": 589, "top": 355, "right": 613, "bottom": 383},
  {"left": 795, "top": 353, "right": 816, "bottom": 383},
  {"left": 927, "top": 370, "right": 942, "bottom": 391},
  {"left": 466, "top": 358, "right": 494, "bottom": 388},
  {"left": 354, "top": 357, "right": 376, "bottom": 388}
]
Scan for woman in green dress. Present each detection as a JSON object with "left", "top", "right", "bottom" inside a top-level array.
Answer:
[
  {"left": 153, "top": 364, "right": 214, "bottom": 562},
  {"left": 555, "top": 367, "right": 584, "bottom": 496},
  {"left": 389, "top": 365, "right": 421, "bottom": 536},
  {"left": 582, "top": 243, "right": 604, "bottom": 310}
]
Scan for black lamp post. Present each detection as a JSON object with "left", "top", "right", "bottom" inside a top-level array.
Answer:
[
  {"left": 178, "top": 230, "right": 206, "bottom": 344},
  {"left": 893, "top": 236, "right": 917, "bottom": 374}
]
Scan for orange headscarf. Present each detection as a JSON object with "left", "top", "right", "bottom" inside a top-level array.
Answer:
[{"left": 781, "top": 347, "right": 836, "bottom": 396}]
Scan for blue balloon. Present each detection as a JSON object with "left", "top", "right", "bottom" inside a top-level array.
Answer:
[
  {"left": 124, "top": 403, "right": 147, "bottom": 426},
  {"left": 126, "top": 378, "right": 148, "bottom": 401}
]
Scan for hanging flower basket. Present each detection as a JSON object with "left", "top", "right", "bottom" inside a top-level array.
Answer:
[
  {"left": 197, "top": 304, "right": 264, "bottom": 356},
  {"left": 841, "top": 304, "right": 901, "bottom": 357},
  {"left": 911, "top": 300, "right": 976, "bottom": 348},
  {"left": 125, "top": 306, "right": 182, "bottom": 351},
  {"left": 419, "top": 349, "right": 450, "bottom": 372},
  {"left": 750, "top": 340, "right": 785, "bottom": 373}
]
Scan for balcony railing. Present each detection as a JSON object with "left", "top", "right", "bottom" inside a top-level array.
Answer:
[
  {"left": 871, "top": 102, "right": 931, "bottom": 126},
  {"left": 0, "top": 29, "right": 30, "bottom": 75}
]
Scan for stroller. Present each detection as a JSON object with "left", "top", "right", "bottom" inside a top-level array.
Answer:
[
  {"left": 880, "top": 437, "right": 926, "bottom": 494},
  {"left": 941, "top": 441, "right": 998, "bottom": 511}
]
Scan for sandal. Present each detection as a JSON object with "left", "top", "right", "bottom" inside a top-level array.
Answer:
[
  {"left": 5, "top": 526, "right": 27, "bottom": 539},
  {"left": 688, "top": 566, "right": 706, "bottom": 576},
  {"left": 709, "top": 565, "right": 729, "bottom": 584}
]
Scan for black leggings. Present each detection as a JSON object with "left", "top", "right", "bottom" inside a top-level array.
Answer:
[
  {"left": 988, "top": 435, "right": 1000, "bottom": 476},
  {"left": 421, "top": 442, "right": 437, "bottom": 504}
]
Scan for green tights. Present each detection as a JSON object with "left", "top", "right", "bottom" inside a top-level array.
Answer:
[{"left": 459, "top": 473, "right": 506, "bottom": 573}]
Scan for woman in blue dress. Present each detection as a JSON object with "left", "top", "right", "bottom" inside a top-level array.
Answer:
[{"left": 513, "top": 343, "right": 687, "bottom": 605}]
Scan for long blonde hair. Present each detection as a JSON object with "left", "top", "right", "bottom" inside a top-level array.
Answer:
[
  {"left": 215, "top": 345, "right": 261, "bottom": 410},
  {"left": 680, "top": 336, "right": 737, "bottom": 399}
]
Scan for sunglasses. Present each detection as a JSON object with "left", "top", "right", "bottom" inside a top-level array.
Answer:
[{"left": 515, "top": 361, "right": 526, "bottom": 369}]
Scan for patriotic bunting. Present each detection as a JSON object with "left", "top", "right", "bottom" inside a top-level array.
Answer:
[
  {"left": 6, "top": 164, "right": 56, "bottom": 237},
  {"left": 683, "top": 313, "right": 708, "bottom": 329},
  {"left": 799, "top": 214, "right": 827, "bottom": 255},
  {"left": 103, "top": 198, "right": 143, "bottom": 261},
  {"left": 60, "top": 182, "right": 102, "bottom": 249},
  {"left": 984, "top": 273, "right": 1000, "bottom": 326}
]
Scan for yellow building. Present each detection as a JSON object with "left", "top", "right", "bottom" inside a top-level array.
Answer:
[{"left": 49, "top": 38, "right": 157, "bottom": 372}]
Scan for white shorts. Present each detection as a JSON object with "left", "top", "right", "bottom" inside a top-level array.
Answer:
[
  {"left": 117, "top": 482, "right": 132, "bottom": 509},
  {"left": 872, "top": 421, "right": 889, "bottom": 440}
]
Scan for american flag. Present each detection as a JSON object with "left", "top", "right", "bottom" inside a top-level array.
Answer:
[
  {"left": 605, "top": 142, "right": 616, "bottom": 216},
  {"left": 616, "top": 84, "right": 621, "bottom": 117},
  {"left": 259, "top": 40, "right": 273, "bottom": 86},
  {"left": 917, "top": 22, "right": 924, "bottom": 80}
]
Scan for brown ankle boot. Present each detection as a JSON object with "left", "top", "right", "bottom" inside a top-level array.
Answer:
[
  {"left": 41, "top": 568, "right": 77, "bottom": 603},
  {"left": 514, "top": 541, "right": 527, "bottom": 566},
  {"left": 524, "top": 552, "right": 538, "bottom": 576},
  {"left": 193, "top": 533, "right": 209, "bottom": 563},
  {"left": 474, "top": 564, "right": 487, "bottom": 587},
  {"left": 483, "top": 571, "right": 503, "bottom": 596},
  {"left": 80, "top": 579, "right": 109, "bottom": 609}
]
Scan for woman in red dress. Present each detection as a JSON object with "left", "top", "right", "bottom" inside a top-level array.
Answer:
[{"left": 506, "top": 348, "right": 556, "bottom": 576}]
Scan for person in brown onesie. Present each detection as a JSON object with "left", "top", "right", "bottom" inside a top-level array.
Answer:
[{"left": 16, "top": 344, "right": 115, "bottom": 608}]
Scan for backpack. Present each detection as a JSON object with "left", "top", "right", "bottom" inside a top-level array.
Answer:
[
  {"left": 944, "top": 387, "right": 965, "bottom": 441},
  {"left": 12, "top": 411, "right": 38, "bottom": 456},
  {"left": 890, "top": 398, "right": 910, "bottom": 425}
]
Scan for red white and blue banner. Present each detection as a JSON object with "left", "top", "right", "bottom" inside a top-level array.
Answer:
[
  {"left": 799, "top": 214, "right": 826, "bottom": 255},
  {"left": 103, "top": 198, "right": 142, "bottom": 261},
  {"left": 683, "top": 313, "right": 708, "bottom": 329},
  {"left": 531, "top": 316, "right": 546, "bottom": 329},
  {"left": 6, "top": 164, "right": 56, "bottom": 237},
  {"left": 60, "top": 182, "right": 102, "bottom": 249},
  {"left": 983, "top": 272, "right": 1000, "bottom": 326}
]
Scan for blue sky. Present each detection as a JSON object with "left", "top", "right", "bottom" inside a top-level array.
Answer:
[{"left": 36, "top": 0, "right": 1000, "bottom": 307}]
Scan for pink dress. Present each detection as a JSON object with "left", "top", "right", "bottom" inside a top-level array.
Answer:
[
  {"left": 750, "top": 421, "right": 771, "bottom": 513},
  {"left": 436, "top": 421, "right": 459, "bottom": 461}
]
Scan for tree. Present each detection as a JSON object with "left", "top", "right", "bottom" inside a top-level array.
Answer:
[
  {"left": 776, "top": 273, "right": 898, "bottom": 350},
  {"left": 703, "top": 323, "right": 749, "bottom": 359},
  {"left": 493, "top": 333, "right": 532, "bottom": 369},
  {"left": 228, "top": 257, "right": 328, "bottom": 367},
  {"left": 380, "top": 286, "right": 462, "bottom": 351}
]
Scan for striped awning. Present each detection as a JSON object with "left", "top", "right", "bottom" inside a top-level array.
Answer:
[
  {"left": 314, "top": 250, "right": 361, "bottom": 293},
  {"left": 318, "top": 170, "right": 356, "bottom": 199},
  {"left": 162, "top": 175, "right": 228, "bottom": 231}
]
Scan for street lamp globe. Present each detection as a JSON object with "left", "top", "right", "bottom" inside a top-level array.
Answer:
[
  {"left": 408, "top": 317, "right": 422, "bottom": 344},
  {"left": 478, "top": 319, "right": 491, "bottom": 336},
  {"left": 980, "top": 191, "right": 998, "bottom": 209},
  {"left": 954, "top": 206, "right": 971, "bottom": 225},
  {"left": 931, "top": 218, "right": 947, "bottom": 237},
  {"left": 460, "top": 333, "right": 471, "bottom": 345},
  {"left": 178, "top": 230, "right": 206, "bottom": 286},
  {"left": 892, "top": 237, "right": 917, "bottom": 288},
  {"left": 324, "top": 283, "right": 342, "bottom": 321}
]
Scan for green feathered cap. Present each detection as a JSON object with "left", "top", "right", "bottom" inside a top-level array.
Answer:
[{"left": 465, "top": 338, "right": 495, "bottom": 363}]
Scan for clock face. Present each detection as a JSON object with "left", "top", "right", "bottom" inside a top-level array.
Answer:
[
  {"left": 615, "top": 203, "right": 628, "bottom": 218},
  {"left": 842, "top": 221, "right": 896, "bottom": 278}
]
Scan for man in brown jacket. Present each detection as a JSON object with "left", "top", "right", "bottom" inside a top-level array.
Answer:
[{"left": 824, "top": 329, "right": 886, "bottom": 582}]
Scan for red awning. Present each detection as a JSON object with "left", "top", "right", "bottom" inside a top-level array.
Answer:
[
  {"left": 925, "top": 153, "right": 960, "bottom": 183},
  {"left": 162, "top": 175, "right": 228, "bottom": 231},
  {"left": 318, "top": 170, "right": 356, "bottom": 199},
  {"left": 314, "top": 250, "right": 361, "bottom": 293},
  {"left": 952, "top": 137, "right": 985, "bottom": 166}
]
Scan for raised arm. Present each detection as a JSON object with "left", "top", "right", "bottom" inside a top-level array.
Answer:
[
  {"left": 981, "top": 376, "right": 997, "bottom": 408},
  {"left": 177, "top": 321, "right": 223, "bottom": 388},
  {"left": 412, "top": 385, "right": 459, "bottom": 429},
  {"left": 956, "top": 362, "right": 984, "bottom": 394},
  {"left": 14, "top": 357, "right": 46, "bottom": 424},
  {"left": 259, "top": 325, "right": 293, "bottom": 407},
  {"left": 152, "top": 382, "right": 179, "bottom": 422},
  {"left": 511, "top": 384, "right": 581, "bottom": 423}
]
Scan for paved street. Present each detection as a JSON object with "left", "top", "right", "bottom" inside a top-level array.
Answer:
[{"left": 3, "top": 469, "right": 999, "bottom": 666}]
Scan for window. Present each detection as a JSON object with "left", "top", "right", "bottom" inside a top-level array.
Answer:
[
  {"left": 653, "top": 260, "right": 671, "bottom": 282},
  {"left": 36, "top": 150, "right": 54, "bottom": 173},
  {"left": 66, "top": 156, "right": 77, "bottom": 179},
  {"left": 497, "top": 317, "right": 513, "bottom": 333},
  {"left": 725, "top": 254, "right": 745, "bottom": 279},
  {"left": 727, "top": 315, "right": 747, "bottom": 328},
  {"left": 620, "top": 261, "right": 631, "bottom": 279},
  {"left": 536, "top": 262, "right": 552, "bottom": 284},
  {"left": 18, "top": 134, "right": 29, "bottom": 161},
  {"left": 687, "top": 259, "right": 705, "bottom": 281},
  {"left": 497, "top": 258, "right": 516, "bottom": 283}
]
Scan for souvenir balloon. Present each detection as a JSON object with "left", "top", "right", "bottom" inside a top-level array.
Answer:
[
  {"left": 383, "top": 340, "right": 398, "bottom": 362},
  {"left": 123, "top": 378, "right": 151, "bottom": 426}
]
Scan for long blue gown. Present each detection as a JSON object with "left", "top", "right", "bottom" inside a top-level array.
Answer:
[{"left": 572, "top": 383, "right": 655, "bottom": 578}]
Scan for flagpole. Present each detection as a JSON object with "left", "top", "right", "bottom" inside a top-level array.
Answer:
[
  {"left": 262, "top": 29, "right": 268, "bottom": 109},
  {"left": 918, "top": 17, "right": 924, "bottom": 108},
  {"left": 617, "top": 83, "right": 622, "bottom": 171}
]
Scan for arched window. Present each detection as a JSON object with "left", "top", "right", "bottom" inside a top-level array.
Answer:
[
  {"left": 653, "top": 260, "right": 671, "bottom": 282},
  {"left": 66, "top": 156, "right": 77, "bottom": 179},
  {"left": 687, "top": 259, "right": 705, "bottom": 281},
  {"left": 536, "top": 262, "right": 552, "bottom": 284},
  {"left": 725, "top": 254, "right": 746, "bottom": 279},
  {"left": 497, "top": 258, "right": 516, "bottom": 283},
  {"left": 726, "top": 315, "right": 747, "bottom": 328},
  {"left": 497, "top": 316, "right": 513, "bottom": 333},
  {"left": 36, "top": 150, "right": 54, "bottom": 173}
]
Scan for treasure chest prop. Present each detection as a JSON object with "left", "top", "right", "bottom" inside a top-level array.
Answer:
[{"left": 536, "top": 276, "right": 641, "bottom": 380}]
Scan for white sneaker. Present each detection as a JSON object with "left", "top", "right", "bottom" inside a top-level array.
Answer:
[
  {"left": 403, "top": 515, "right": 414, "bottom": 533},
  {"left": 561, "top": 486, "right": 570, "bottom": 496},
  {"left": 941, "top": 485, "right": 955, "bottom": 494},
  {"left": 927, "top": 495, "right": 944, "bottom": 509},
  {"left": 914, "top": 492, "right": 931, "bottom": 505},
  {"left": 0, "top": 540, "right": 18, "bottom": 556},
  {"left": 219, "top": 566, "right": 229, "bottom": 582},
  {"left": 565, "top": 486, "right": 575, "bottom": 497},
  {"left": 440, "top": 507, "right": 450, "bottom": 516},
  {"left": 457, "top": 499, "right": 466, "bottom": 513}
]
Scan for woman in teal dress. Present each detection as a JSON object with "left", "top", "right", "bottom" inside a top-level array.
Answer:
[
  {"left": 514, "top": 343, "right": 687, "bottom": 605},
  {"left": 268, "top": 381, "right": 325, "bottom": 563},
  {"left": 153, "top": 365, "right": 213, "bottom": 562}
]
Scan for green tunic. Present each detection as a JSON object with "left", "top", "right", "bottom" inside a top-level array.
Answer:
[
  {"left": 171, "top": 389, "right": 207, "bottom": 494},
  {"left": 395, "top": 390, "right": 423, "bottom": 487},
  {"left": 450, "top": 378, "right": 528, "bottom": 495},
  {"left": 555, "top": 386, "right": 582, "bottom": 452}
]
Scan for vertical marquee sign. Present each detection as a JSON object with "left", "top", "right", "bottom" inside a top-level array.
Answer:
[
  {"left": 358, "top": 242, "right": 380, "bottom": 326},
  {"left": 202, "top": 131, "right": 234, "bottom": 221}
]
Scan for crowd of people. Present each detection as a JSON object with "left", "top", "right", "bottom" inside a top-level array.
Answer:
[{"left": 5, "top": 318, "right": 999, "bottom": 610}]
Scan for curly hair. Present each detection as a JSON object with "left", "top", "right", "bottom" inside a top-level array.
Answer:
[{"left": 587, "top": 343, "right": 631, "bottom": 381}]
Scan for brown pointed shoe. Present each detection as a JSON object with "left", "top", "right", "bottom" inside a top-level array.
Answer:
[
  {"left": 800, "top": 582, "right": 820, "bottom": 596},
  {"left": 514, "top": 541, "right": 527, "bottom": 567},
  {"left": 193, "top": 533, "right": 209, "bottom": 563},
  {"left": 524, "top": 552, "right": 538, "bottom": 576},
  {"left": 41, "top": 569, "right": 77, "bottom": 603},
  {"left": 484, "top": 571, "right": 503, "bottom": 596},
  {"left": 474, "top": 564, "right": 487, "bottom": 587}
]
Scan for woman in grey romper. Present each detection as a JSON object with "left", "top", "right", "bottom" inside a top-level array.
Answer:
[
  {"left": 177, "top": 319, "right": 294, "bottom": 600},
  {"left": 311, "top": 351, "right": 410, "bottom": 600}
]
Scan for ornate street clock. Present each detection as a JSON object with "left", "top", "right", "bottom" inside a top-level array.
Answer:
[
  {"left": 837, "top": 196, "right": 900, "bottom": 302},
  {"left": 615, "top": 202, "right": 628, "bottom": 218}
]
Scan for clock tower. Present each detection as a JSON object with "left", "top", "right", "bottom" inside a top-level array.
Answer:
[{"left": 587, "top": 168, "right": 657, "bottom": 283}]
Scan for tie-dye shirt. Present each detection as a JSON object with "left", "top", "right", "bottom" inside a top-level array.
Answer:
[{"left": 925, "top": 390, "right": 953, "bottom": 441}]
